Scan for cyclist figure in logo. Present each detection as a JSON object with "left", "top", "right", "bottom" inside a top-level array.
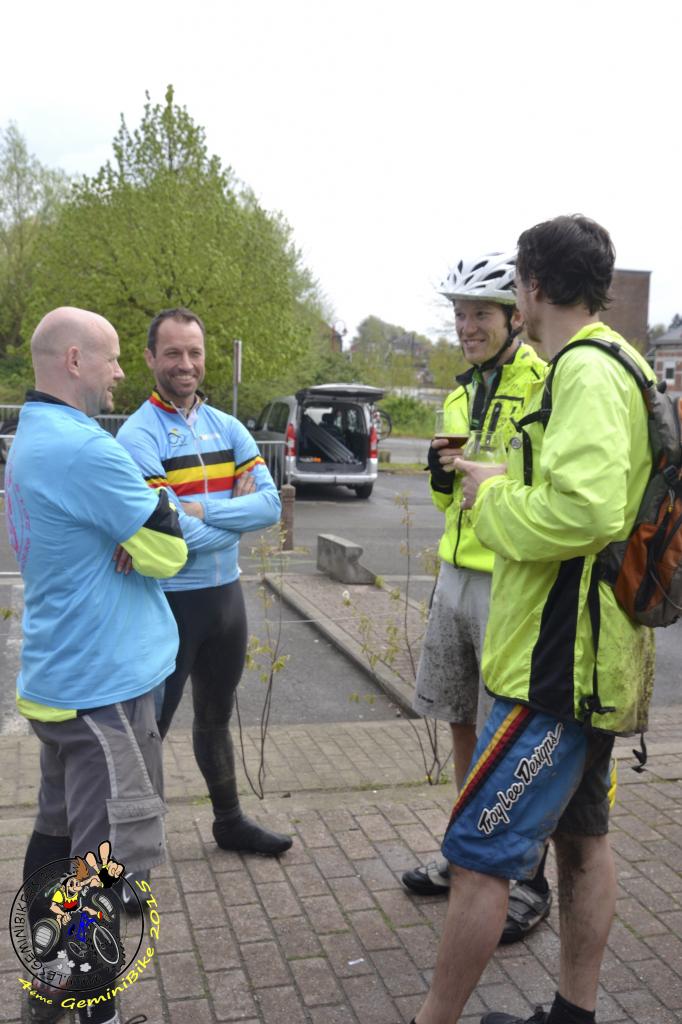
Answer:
[
  {"left": 50, "top": 842, "right": 123, "bottom": 926},
  {"left": 36, "top": 842, "right": 125, "bottom": 969}
]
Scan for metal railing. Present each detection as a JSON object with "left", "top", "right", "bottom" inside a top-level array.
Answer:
[
  {"left": 256, "top": 441, "right": 286, "bottom": 487},
  {"left": 1, "top": 401, "right": 286, "bottom": 487},
  {"left": 0, "top": 404, "right": 20, "bottom": 460},
  {"left": 0, "top": 406, "right": 284, "bottom": 480},
  {"left": 94, "top": 414, "right": 129, "bottom": 437}
]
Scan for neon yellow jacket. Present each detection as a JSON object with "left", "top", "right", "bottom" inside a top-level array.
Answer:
[
  {"left": 432, "top": 343, "right": 545, "bottom": 572},
  {"left": 472, "top": 323, "right": 655, "bottom": 736}
]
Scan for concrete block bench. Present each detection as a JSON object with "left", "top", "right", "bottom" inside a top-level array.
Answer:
[{"left": 317, "top": 534, "right": 376, "bottom": 585}]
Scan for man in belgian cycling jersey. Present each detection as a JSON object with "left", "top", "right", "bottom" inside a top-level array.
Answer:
[{"left": 118, "top": 308, "right": 290, "bottom": 870}]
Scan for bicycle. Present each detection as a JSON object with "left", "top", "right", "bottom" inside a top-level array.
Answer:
[
  {"left": 32, "top": 890, "right": 122, "bottom": 968},
  {"left": 370, "top": 406, "right": 392, "bottom": 441},
  {"left": 66, "top": 910, "right": 121, "bottom": 966}
]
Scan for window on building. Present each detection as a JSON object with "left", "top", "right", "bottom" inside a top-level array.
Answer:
[{"left": 664, "top": 360, "right": 676, "bottom": 382}]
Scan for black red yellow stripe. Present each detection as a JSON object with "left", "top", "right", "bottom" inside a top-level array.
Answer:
[
  {"left": 235, "top": 456, "right": 265, "bottom": 476},
  {"left": 145, "top": 475, "right": 169, "bottom": 489},
  {"left": 160, "top": 451, "right": 231, "bottom": 472},
  {"left": 159, "top": 449, "right": 235, "bottom": 497},
  {"left": 149, "top": 390, "right": 177, "bottom": 413},
  {"left": 148, "top": 389, "right": 207, "bottom": 414},
  {"left": 447, "top": 704, "right": 533, "bottom": 829},
  {"left": 169, "top": 475, "right": 234, "bottom": 497}
]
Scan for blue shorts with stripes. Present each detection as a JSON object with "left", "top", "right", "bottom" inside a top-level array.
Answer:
[{"left": 442, "top": 698, "right": 614, "bottom": 881}]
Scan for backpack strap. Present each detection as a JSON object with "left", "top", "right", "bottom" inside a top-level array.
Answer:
[
  {"left": 543, "top": 337, "right": 656, "bottom": 414},
  {"left": 514, "top": 409, "right": 551, "bottom": 486},
  {"left": 527, "top": 337, "right": 651, "bottom": 732},
  {"left": 579, "top": 560, "right": 616, "bottom": 730},
  {"left": 516, "top": 337, "right": 657, "bottom": 486}
]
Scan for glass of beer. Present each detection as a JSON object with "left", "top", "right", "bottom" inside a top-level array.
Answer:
[
  {"left": 433, "top": 409, "right": 469, "bottom": 449},
  {"left": 462, "top": 430, "right": 506, "bottom": 463}
]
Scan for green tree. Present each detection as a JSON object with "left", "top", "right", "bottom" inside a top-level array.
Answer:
[
  {"left": 0, "top": 124, "right": 68, "bottom": 395},
  {"left": 26, "top": 87, "right": 326, "bottom": 412},
  {"left": 235, "top": 320, "right": 353, "bottom": 422},
  {"left": 428, "top": 337, "right": 467, "bottom": 388},
  {"left": 350, "top": 316, "right": 433, "bottom": 388}
]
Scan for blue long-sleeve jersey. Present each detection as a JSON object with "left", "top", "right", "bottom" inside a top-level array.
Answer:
[{"left": 117, "top": 390, "right": 281, "bottom": 590}]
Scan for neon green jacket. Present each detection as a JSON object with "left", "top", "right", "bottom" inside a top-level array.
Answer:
[
  {"left": 432, "top": 343, "right": 545, "bottom": 572},
  {"left": 472, "top": 323, "right": 655, "bottom": 736}
]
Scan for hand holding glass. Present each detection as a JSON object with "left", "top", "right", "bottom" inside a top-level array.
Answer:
[
  {"left": 433, "top": 409, "right": 469, "bottom": 448},
  {"left": 462, "top": 430, "right": 506, "bottom": 464}
]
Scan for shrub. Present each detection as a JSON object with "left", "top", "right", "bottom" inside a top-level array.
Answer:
[{"left": 379, "top": 395, "right": 436, "bottom": 438}]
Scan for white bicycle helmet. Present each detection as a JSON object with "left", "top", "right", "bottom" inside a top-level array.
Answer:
[{"left": 439, "top": 252, "right": 516, "bottom": 305}]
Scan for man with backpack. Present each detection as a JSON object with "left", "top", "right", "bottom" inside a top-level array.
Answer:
[
  {"left": 401, "top": 253, "right": 553, "bottom": 944},
  {"left": 409, "top": 214, "right": 656, "bottom": 1024}
]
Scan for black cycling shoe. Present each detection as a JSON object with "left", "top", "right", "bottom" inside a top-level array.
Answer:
[
  {"left": 21, "top": 980, "right": 71, "bottom": 1023},
  {"left": 481, "top": 1007, "right": 548, "bottom": 1024},
  {"left": 121, "top": 870, "right": 148, "bottom": 914},
  {"left": 401, "top": 858, "right": 450, "bottom": 896},
  {"left": 213, "top": 812, "right": 293, "bottom": 856},
  {"left": 500, "top": 881, "right": 552, "bottom": 944}
]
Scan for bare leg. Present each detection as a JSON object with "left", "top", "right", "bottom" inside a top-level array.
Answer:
[
  {"left": 554, "top": 832, "right": 616, "bottom": 1010},
  {"left": 415, "top": 866, "right": 509, "bottom": 1024},
  {"left": 450, "top": 723, "right": 478, "bottom": 790}
]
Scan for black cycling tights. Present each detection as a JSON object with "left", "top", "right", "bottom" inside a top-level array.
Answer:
[{"left": 160, "top": 580, "right": 248, "bottom": 815}]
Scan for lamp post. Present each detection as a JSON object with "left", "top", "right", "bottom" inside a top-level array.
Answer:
[{"left": 232, "top": 338, "right": 242, "bottom": 417}]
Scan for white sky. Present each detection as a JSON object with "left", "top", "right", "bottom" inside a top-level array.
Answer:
[{"left": 2, "top": 0, "right": 680, "bottom": 342}]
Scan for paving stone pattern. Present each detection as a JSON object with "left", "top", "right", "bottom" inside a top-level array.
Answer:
[{"left": 1, "top": 707, "right": 682, "bottom": 1023}]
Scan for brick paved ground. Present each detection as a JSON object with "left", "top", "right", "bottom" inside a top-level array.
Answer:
[{"left": 1, "top": 707, "right": 681, "bottom": 1024}]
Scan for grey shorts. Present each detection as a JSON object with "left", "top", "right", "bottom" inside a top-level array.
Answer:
[
  {"left": 413, "top": 562, "right": 493, "bottom": 729},
  {"left": 30, "top": 691, "right": 167, "bottom": 873}
]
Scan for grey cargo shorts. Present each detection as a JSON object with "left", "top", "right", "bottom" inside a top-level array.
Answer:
[{"left": 29, "top": 690, "right": 166, "bottom": 872}]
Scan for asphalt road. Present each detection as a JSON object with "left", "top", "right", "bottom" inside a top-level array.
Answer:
[
  {"left": 240, "top": 468, "right": 441, "bottom": 585},
  {"left": 1, "top": 469, "right": 681, "bottom": 739},
  {"left": 379, "top": 436, "right": 429, "bottom": 464}
]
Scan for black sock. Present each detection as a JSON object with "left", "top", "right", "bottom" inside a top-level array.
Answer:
[
  {"left": 213, "top": 809, "right": 293, "bottom": 856},
  {"left": 524, "top": 844, "right": 550, "bottom": 895},
  {"left": 24, "top": 832, "right": 71, "bottom": 935},
  {"left": 24, "top": 830, "right": 71, "bottom": 880},
  {"left": 77, "top": 1005, "right": 119, "bottom": 1023},
  {"left": 547, "top": 991, "right": 595, "bottom": 1024}
]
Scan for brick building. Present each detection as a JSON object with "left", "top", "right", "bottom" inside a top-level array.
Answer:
[{"left": 606, "top": 268, "right": 651, "bottom": 353}]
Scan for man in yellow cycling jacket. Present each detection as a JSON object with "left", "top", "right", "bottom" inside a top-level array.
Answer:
[
  {"left": 402, "top": 254, "right": 551, "bottom": 945},
  {"left": 409, "top": 215, "right": 655, "bottom": 1024}
]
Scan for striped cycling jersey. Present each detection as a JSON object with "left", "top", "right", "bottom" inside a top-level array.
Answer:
[{"left": 117, "top": 391, "right": 280, "bottom": 591}]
